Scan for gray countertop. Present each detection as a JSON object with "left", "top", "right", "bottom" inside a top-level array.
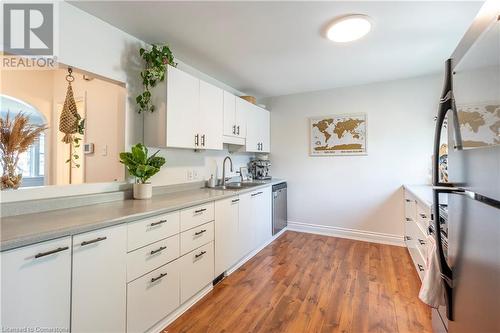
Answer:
[{"left": 1, "top": 179, "right": 285, "bottom": 252}]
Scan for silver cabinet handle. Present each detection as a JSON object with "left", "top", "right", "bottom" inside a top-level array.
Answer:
[
  {"left": 237, "top": 126, "right": 240, "bottom": 135},
  {"left": 418, "top": 239, "right": 426, "bottom": 246},
  {"left": 405, "top": 217, "right": 412, "bottom": 222},
  {"left": 405, "top": 199, "right": 411, "bottom": 202},
  {"left": 417, "top": 264, "right": 425, "bottom": 272},
  {"left": 232, "top": 125, "right": 236, "bottom": 135},
  {"left": 150, "top": 246, "right": 167, "bottom": 255},
  {"left": 194, "top": 229, "right": 207, "bottom": 236},
  {"left": 419, "top": 213, "right": 427, "bottom": 219},
  {"left": 81, "top": 237, "right": 107, "bottom": 246},
  {"left": 195, "top": 251, "right": 207, "bottom": 259},
  {"left": 404, "top": 236, "right": 412, "bottom": 241},
  {"left": 194, "top": 208, "right": 207, "bottom": 214},
  {"left": 251, "top": 191, "right": 263, "bottom": 197},
  {"left": 150, "top": 219, "right": 167, "bottom": 227},
  {"left": 150, "top": 272, "right": 167, "bottom": 283},
  {"left": 201, "top": 134, "right": 206, "bottom": 147},
  {"left": 195, "top": 134, "right": 199, "bottom": 147},
  {"left": 34, "top": 246, "right": 69, "bottom": 259},
  {"left": 231, "top": 198, "right": 240, "bottom": 203}
]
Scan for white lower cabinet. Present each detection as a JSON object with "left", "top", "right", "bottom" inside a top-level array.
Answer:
[
  {"left": 238, "top": 192, "right": 255, "bottom": 259},
  {"left": 127, "top": 260, "right": 180, "bottom": 333},
  {"left": 71, "top": 224, "right": 127, "bottom": 333},
  {"left": 126, "top": 235, "right": 180, "bottom": 282},
  {"left": 2, "top": 188, "right": 274, "bottom": 333},
  {"left": 215, "top": 196, "right": 240, "bottom": 277},
  {"left": 215, "top": 186, "right": 273, "bottom": 278},
  {"left": 253, "top": 187, "right": 272, "bottom": 248},
  {"left": 179, "top": 241, "right": 214, "bottom": 304},
  {"left": 180, "top": 221, "right": 214, "bottom": 256},
  {"left": 404, "top": 189, "right": 430, "bottom": 281},
  {"left": 1, "top": 237, "right": 71, "bottom": 331}
]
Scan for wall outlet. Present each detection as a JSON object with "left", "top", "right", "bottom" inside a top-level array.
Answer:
[{"left": 187, "top": 170, "right": 193, "bottom": 181}]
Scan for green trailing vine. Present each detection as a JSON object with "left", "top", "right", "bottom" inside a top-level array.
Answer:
[
  {"left": 65, "top": 117, "right": 85, "bottom": 168},
  {"left": 136, "top": 44, "right": 176, "bottom": 113}
]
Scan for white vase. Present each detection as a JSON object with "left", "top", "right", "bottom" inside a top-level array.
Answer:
[{"left": 133, "top": 183, "right": 152, "bottom": 200}]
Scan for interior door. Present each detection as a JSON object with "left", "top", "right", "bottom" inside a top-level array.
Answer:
[
  {"left": 166, "top": 65, "right": 199, "bottom": 149},
  {"left": 199, "top": 80, "right": 223, "bottom": 150}
]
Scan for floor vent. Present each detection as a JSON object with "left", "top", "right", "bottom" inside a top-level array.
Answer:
[{"left": 213, "top": 273, "right": 225, "bottom": 286}]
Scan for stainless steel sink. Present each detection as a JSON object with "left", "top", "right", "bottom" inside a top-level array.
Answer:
[{"left": 214, "top": 181, "right": 266, "bottom": 190}]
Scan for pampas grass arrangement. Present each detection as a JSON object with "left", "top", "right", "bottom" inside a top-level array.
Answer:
[{"left": 0, "top": 111, "right": 47, "bottom": 190}]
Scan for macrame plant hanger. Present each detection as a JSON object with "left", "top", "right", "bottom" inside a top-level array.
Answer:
[{"left": 59, "top": 67, "right": 78, "bottom": 184}]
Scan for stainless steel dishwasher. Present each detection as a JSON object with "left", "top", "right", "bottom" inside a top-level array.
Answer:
[{"left": 272, "top": 182, "right": 287, "bottom": 235}]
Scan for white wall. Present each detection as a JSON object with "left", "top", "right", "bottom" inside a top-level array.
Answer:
[
  {"left": 1, "top": 1, "right": 253, "bottom": 202},
  {"left": 266, "top": 74, "right": 442, "bottom": 237}
]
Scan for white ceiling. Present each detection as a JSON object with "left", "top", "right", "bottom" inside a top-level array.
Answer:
[{"left": 70, "top": 1, "right": 483, "bottom": 98}]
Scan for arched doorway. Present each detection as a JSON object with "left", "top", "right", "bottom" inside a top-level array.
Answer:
[{"left": 0, "top": 94, "right": 47, "bottom": 187}]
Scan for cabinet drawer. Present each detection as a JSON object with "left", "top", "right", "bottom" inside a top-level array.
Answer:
[
  {"left": 180, "top": 221, "right": 214, "bottom": 256},
  {"left": 180, "top": 203, "right": 214, "bottom": 232},
  {"left": 179, "top": 242, "right": 214, "bottom": 304},
  {"left": 127, "top": 235, "right": 180, "bottom": 282},
  {"left": 127, "top": 260, "right": 180, "bottom": 333},
  {"left": 413, "top": 247, "right": 426, "bottom": 281},
  {"left": 416, "top": 204, "right": 431, "bottom": 236},
  {"left": 404, "top": 193, "right": 417, "bottom": 223},
  {"left": 127, "top": 211, "right": 180, "bottom": 251}
]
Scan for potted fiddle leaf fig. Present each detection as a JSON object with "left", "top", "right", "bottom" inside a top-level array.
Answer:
[{"left": 119, "top": 143, "right": 165, "bottom": 199}]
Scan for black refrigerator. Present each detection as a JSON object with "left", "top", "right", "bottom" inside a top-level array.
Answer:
[{"left": 432, "top": 3, "right": 500, "bottom": 333}]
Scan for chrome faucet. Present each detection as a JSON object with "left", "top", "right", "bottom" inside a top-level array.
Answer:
[{"left": 221, "top": 156, "right": 233, "bottom": 189}]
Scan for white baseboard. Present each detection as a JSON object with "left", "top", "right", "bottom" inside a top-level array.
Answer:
[
  {"left": 287, "top": 221, "right": 404, "bottom": 247},
  {"left": 147, "top": 284, "right": 213, "bottom": 333}
]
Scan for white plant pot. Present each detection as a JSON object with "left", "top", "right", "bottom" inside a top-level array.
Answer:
[{"left": 133, "top": 183, "right": 152, "bottom": 200}]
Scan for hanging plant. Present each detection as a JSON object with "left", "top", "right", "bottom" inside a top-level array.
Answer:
[
  {"left": 65, "top": 117, "right": 85, "bottom": 168},
  {"left": 59, "top": 67, "right": 85, "bottom": 169},
  {"left": 136, "top": 44, "right": 176, "bottom": 113}
]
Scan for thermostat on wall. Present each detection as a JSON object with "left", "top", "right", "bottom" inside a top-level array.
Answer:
[{"left": 84, "top": 143, "right": 94, "bottom": 154}]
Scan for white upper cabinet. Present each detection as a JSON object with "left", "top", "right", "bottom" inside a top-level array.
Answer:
[
  {"left": 165, "top": 65, "right": 200, "bottom": 149},
  {"left": 144, "top": 65, "right": 223, "bottom": 150},
  {"left": 144, "top": 66, "right": 270, "bottom": 152},
  {"left": 199, "top": 80, "right": 223, "bottom": 150},
  {"left": 223, "top": 91, "right": 237, "bottom": 137},
  {"left": 1, "top": 237, "right": 71, "bottom": 331},
  {"left": 225, "top": 93, "right": 247, "bottom": 139},
  {"left": 245, "top": 101, "right": 270, "bottom": 153}
]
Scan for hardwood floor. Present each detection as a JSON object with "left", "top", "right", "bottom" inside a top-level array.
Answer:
[{"left": 163, "top": 231, "right": 431, "bottom": 333}]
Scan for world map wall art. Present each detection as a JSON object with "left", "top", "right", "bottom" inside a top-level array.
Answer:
[{"left": 310, "top": 113, "right": 367, "bottom": 156}]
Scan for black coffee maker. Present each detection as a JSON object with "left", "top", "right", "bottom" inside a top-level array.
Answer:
[{"left": 249, "top": 159, "right": 271, "bottom": 180}]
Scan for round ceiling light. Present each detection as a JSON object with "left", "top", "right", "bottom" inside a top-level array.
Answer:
[{"left": 326, "top": 15, "right": 372, "bottom": 43}]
